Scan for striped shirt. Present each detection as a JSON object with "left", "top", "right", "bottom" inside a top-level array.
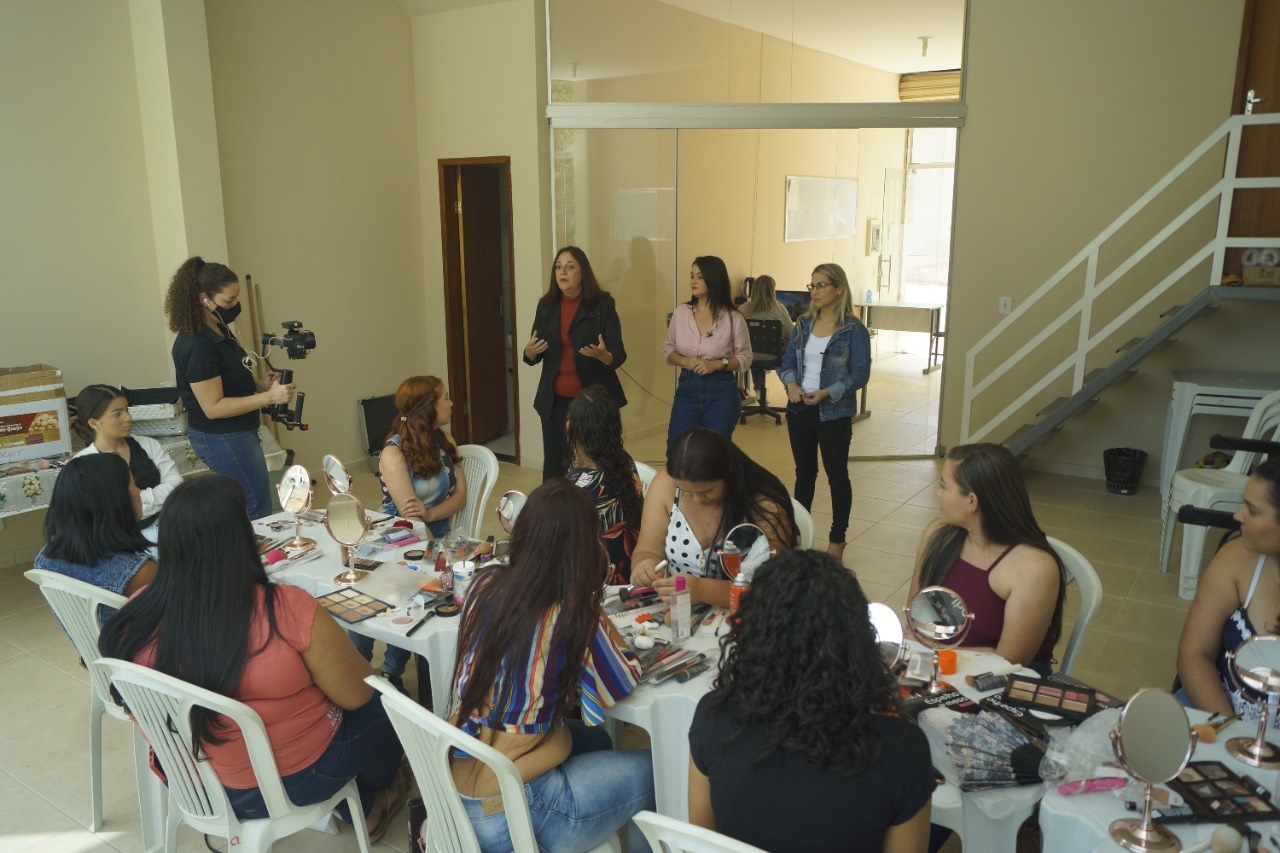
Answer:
[{"left": 454, "top": 574, "right": 641, "bottom": 733}]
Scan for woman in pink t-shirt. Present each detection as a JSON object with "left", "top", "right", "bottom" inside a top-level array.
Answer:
[{"left": 99, "top": 476, "right": 409, "bottom": 843}]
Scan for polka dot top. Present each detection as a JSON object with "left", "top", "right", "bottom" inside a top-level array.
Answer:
[{"left": 665, "top": 489, "right": 718, "bottom": 577}]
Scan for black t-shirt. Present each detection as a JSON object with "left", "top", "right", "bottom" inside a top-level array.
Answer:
[
  {"left": 171, "top": 326, "right": 259, "bottom": 434},
  {"left": 689, "top": 694, "right": 935, "bottom": 852}
]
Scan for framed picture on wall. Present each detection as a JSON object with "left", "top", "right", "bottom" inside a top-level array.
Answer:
[{"left": 868, "top": 219, "right": 882, "bottom": 255}]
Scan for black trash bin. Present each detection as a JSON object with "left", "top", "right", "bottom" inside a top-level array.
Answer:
[{"left": 1103, "top": 447, "right": 1147, "bottom": 495}]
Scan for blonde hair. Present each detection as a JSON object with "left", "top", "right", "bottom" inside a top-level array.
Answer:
[{"left": 802, "top": 263, "right": 855, "bottom": 324}]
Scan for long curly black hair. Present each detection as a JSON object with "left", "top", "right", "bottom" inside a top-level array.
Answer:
[
  {"left": 564, "top": 385, "right": 643, "bottom": 529},
  {"left": 708, "top": 549, "right": 900, "bottom": 773},
  {"left": 163, "top": 256, "right": 238, "bottom": 336}
]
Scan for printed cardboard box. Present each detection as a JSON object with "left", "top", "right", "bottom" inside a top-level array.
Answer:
[
  {"left": 0, "top": 364, "right": 72, "bottom": 464},
  {"left": 1243, "top": 266, "right": 1280, "bottom": 286}
]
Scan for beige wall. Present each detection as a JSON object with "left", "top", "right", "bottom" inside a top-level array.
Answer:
[
  {"left": 412, "top": 0, "right": 550, "bottom": 467},
  {"left": 945, "top": 0, "right": 1252, "bottom": 481},
  {"left": 206, "top": 0, "right": 427, "bottom": 476}
]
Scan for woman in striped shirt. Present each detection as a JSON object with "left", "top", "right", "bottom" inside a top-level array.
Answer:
[{"left": 448, "top": 478, "right": 654, "bottom": 852}]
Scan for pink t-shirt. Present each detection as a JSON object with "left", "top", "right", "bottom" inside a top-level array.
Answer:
[{"left": 137, "top": 583, "right": 341, "bottom": 788}]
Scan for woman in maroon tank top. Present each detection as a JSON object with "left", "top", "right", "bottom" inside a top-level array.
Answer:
[{"left": 908, "top": 443, "right": 1066, "bottom": 671}]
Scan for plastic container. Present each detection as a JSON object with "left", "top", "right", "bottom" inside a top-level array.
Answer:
[
  {"left": 672, "top": 576, "right": 692, "bottom": 643},
  {"left": 1103, "top": 447, "right": 1148, "bottom": 495}
]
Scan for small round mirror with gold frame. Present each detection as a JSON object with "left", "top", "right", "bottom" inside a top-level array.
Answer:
[
  {"left": 276, "top": 464, "right": 316, "bottom": 550},
  {"left": 1109, "top": 688, "right": 1195, "bottom": 853},
  {"left": 325, "top": 492, "right": 370, "bottom": 586}
]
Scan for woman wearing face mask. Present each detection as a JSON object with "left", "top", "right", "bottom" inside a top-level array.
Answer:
[
  {"left": 72, "top": 384, "right": 183, "bottom": 527},
  {"left": 524, "top": 247, "right": 627, "bottom": 481},
  {"left": 163, "top": 257, "right": 293, "bottom": 518}
]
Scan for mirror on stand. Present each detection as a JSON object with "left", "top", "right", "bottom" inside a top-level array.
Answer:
[
  {"left": 276, "top": 464, "right": 316, "bottom": 550},
  {"left": 869, "top": 602, "right": 908, "bottom": 673},
  {"left": 1225, "top": 634, "right": 1280, "bottom": 768},
  {"left": 904, "top": 586, "right": 974, "bottom": 694},
  {"left": 321, "top": 454, "right": 353, "bottom": 496},
  {"left": 326, "top": 492, "right": 371, "bottom": 587},
  {"left": 1109, "top": 688, "right": 1196, "bottom": 853}
]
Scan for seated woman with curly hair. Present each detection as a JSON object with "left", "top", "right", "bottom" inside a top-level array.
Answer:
[
  {"left": 564, "top": 385, "right": 645, "bottom": 583},
  {"left": 688, "top": 550, "right": 934, "bottom": 852}
]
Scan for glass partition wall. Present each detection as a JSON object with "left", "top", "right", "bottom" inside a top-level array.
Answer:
[{"left": 547, "top": 0, "right": 963, "bottom": 460}]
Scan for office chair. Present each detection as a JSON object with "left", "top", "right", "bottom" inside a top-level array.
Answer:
[{"left": 739, "top": 318, "right": 786, "bottom": 425}]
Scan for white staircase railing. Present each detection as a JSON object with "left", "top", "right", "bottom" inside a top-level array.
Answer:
[{"left": 962, "top": 113, "right": 1280, "bottom": 446}]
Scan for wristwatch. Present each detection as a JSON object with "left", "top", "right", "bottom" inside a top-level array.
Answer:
[{"left": 720, "top": 357, "right": 729, "bottom": 371}]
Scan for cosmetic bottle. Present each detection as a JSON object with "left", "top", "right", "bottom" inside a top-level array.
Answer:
[
  {"left": 672, "top": 576, "right": 692, "bottom": 643},
  {"left": 729, "top": 570, "right": 749, "bottom": 615}
]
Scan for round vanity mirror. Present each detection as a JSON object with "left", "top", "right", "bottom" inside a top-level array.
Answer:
[
  {"left": 276, "top": 464, "right": 316, "bottom": 550},
  {"left": 722, "top": 523, "right": 772, "bottom": 581},
  {"left": 906, "top": 586, "right": 974, "bottom": 647},
  {"left": 322, "top": 454, "right": 353, "bottom": 496},
  {"left": 1109, "top": 688, "right": 1195, "bottom": 853},
  {"left": 1225, "top": 634, "right": 1280, "bottom": 768},
  {"left": 904, "top": 587, "right": 974, "bottom": 694},
  {"left": 495, "top": 490, "right": 526, "bottom": 535},
  {"left": 868, "top": 602, "right": 907, "bottom": 672},
  {"left": 325, "top": 493, "right": 370, "bottom": 586}
]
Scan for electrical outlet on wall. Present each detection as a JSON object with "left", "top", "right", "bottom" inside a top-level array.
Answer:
[{"left": 998, "top": 296, "right": 1012, "bottom": 315}]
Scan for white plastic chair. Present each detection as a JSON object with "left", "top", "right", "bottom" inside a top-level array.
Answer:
[
  {"left": 24, "top": 569, "right": 149, "bottom": 834},
  {"left": 367, "top": 676, "right": 619, "bottom": 853},
  {"left": 791, "top": 498, "right": 815, "bottom": 549},
  {"left": 1047, "top": 536, "right": 1103, "bottom": 676},
  {"left": 93, "top": 658, "right": 371, "bottom": 853},
  {"left": 454, "top": 444, "right": 499, "bottom": 540},
  {"left": 632, "top": 810, "right": 766, "bottom": 853},
  {"left": 634, "top": 461, "right": 658, "bottom": 496},
  {"left": 1158, "top": 389, "right": 1280, "bottom": 598}
]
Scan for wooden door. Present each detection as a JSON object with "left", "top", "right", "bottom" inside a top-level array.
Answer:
[
  {"left": 439, "top": 160, "right": 515, "bottom": 446},
  {"left": 1228, "top": 0, "right": 1280, "bottom": 273}
]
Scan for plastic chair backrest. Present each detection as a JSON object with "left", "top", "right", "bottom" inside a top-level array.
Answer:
[
  {"left": 367, "top": 676, "right": 538, "bottom": 853},
  {"left": 791, "top": 499, "right": 815, "bottom": 550},
  {"left": 1047, "top": 536, "right": 1103, "bottom": 676},
  {"left": 744, "top": 318, "right": 784, "bottom": 368},
  {"left": 455, "top": 444, "right": 499, "bottom": 540},
  {"left": 94, "top": 658, "right": 369, "bottom": 851},
  {"left": 1226, "top": 389, "right": 1280, "bottom": 475},
  {"left": 635, "top": 461, "right": 658, "bottom": 497},
  {"left": 24, "top": 569, "right": 127, "bottom": 720},
  {"left": 632, "top": 810, "right": 767, "bottom": 853}
]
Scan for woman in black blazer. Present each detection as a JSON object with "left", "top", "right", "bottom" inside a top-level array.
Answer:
[{"left": 523, "top": 247, "right": 627, "bottom": 480}]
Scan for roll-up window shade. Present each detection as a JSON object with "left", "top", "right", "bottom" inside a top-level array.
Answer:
[{"left": 899, "top": 70, "right": 961, "bottom": 102}]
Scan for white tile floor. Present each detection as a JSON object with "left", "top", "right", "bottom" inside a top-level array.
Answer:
[{"left": 1, "top": 348, "right": 1188, "bottom": 851}]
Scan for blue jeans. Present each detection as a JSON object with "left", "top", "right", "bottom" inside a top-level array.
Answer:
[
  {"left": 225, "top": 694, "right": 402, "bottom": 821},
  {"left": 187, "top": 426, "right": 272, "bottom": 519},
  {"left": 461, "top": 721, "right": 654, "bottom": 853},
  {"left": 667, "top": 370, "right": 741, "bottom": 452},
  {"left": 350, "top": 632, "right": 412, "bottom": 677}
]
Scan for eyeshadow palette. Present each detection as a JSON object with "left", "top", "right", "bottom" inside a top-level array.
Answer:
[
  {"left": 999, "top": 677, "right": 1097, "bottom": 722},
  {"left": 1162, "top": 761, "right": 1280, "bottom": 824},
  {"left": 316, "top": 588, "right": 391, "bottom": 624}
]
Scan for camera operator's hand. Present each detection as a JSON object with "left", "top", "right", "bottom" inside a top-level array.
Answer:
[
  {"left": 264, "top": 381, "right": 293, "bottom": 406},
  {"left": 524, "top": 332, "right": 549, "bottom": 361}
]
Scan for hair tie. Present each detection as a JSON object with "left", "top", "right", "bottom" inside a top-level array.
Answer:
[{"left": 400, "top": 415, "right": 407, "bottom": 422}]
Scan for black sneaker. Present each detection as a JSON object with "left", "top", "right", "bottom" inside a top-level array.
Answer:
[{"left": 381, "top": 672, "right": 409, "bottom": 696}]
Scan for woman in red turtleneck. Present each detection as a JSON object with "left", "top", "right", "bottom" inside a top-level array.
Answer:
[{"left": 523, "top": 246, "right": 627, "bottom": 480}]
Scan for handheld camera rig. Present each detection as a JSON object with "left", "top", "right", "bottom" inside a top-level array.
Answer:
[{"left": 260, "top": 321, "right": 317, "bottom": 430}]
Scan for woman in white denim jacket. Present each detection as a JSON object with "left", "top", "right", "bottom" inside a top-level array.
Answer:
[{"left": 778, "top": 263, "right": 871, "bottom": 562}]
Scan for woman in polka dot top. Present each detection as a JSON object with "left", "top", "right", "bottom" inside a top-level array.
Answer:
[{"left": 631, "top": 428, "right": 796, "bottom": 606}]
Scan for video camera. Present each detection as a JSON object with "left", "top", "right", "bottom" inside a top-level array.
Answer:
[{"left": 260, "top": 321, "right": 317, "bottom": 431}]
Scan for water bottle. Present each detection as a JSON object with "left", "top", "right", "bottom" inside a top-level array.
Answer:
[{"left": 866, "top": 289, "right": 873, "bottom": 303}]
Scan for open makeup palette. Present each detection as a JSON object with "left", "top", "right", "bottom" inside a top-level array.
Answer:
[
  {"left": 1161, "top": 761, "right": 1280, "bottom": 823},
  {"left": 1000, "top": 676, "right": 1099, "bottom": 722},
  {"left": 316, "top": 588, "right": 391, "bottom": 624}
]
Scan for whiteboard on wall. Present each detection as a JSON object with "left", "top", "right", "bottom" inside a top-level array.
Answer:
[{"left": 784, "top": 176, "right": 858, "bottom": 242}]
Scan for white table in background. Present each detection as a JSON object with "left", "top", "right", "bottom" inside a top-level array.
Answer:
[
  {"left": 853, "top": 300, "right": 945, "bottom": 374},
  {"left": 1160, "top": 370, "right": 1280, "bottom": 518},
  {"left": 1039, "top": 710, "right": 1280, "bottom": 853}
]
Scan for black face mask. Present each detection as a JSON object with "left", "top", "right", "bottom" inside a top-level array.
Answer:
[{"left": 213, "top": 302, "right": 243, "bottom": 324}]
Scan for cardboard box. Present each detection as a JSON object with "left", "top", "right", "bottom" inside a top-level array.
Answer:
[
  {"left": 0, "top": 364, "right": 72, "bottom": 464},
  {"left": 1243, "top": 266, "right": 1280, "bottom": 286}
]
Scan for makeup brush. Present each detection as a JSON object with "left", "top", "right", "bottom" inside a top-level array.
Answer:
[
  {"left": 1191, "top": 713, "right": 1241, "bottom": 744},
  {"left": 946, "top": 711, "right": 1048, "bottom": 791}
]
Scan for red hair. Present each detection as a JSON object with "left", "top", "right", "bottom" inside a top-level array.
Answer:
[{"left": 386, "top": 376, "right": 458, "bottom": 477}]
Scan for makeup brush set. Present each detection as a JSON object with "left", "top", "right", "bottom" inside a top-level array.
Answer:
[{"left": 945, "top": 711, "right": 1050, "bottom": 791}]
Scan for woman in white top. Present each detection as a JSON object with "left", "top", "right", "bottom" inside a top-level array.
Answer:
[
  {"left": 778, "top": 264, "right": 871, "bottom": 562},
  {"left": 630, "top": 427, "right": 796, "bottom": 606},
  {"left": 73, "top": 384, "right": 182, "bottom": 525}
]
